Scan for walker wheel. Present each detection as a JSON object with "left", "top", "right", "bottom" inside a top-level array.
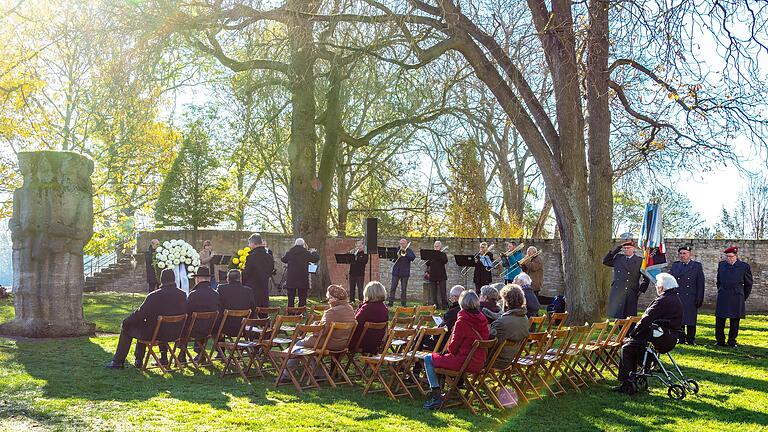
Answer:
[
  {"left": 685, "top": 379, "right": 699, "bottom": 394},
  {"left": 668, "top": 384, "right": 686, "bottom": 400},
  {"left": 635, "top": 376, "right": 648, "bottom": 392}
]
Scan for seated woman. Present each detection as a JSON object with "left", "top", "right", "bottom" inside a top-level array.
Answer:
[
  {"left": 513, "top": 272, "right": 541, "bottom": 318},
  {"left": 281, "top": 284, "right": 355, "bottom": 380},
  {"left": 479, "top": 284, "right": 502, "bottom": 323},
  {"left": 489, "top": 284, "right": 529, "bottom": 368},
  {"left": 349, "top": 281, "right": 389, "bottom": 354},
  {"left": 422, "top": 290, "right": 489, "bottom": 410}
]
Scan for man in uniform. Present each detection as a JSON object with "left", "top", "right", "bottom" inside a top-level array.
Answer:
[
  {"left": 242, "top": 233, "right": 275, "bottom": 308},
  {"left": 603, "top": 240, "right": 649, "bottom": 319},
  {"left": 669, "top": 245, "right": 705, "bottom": 344},
  {"left": 714, "top": 246, "right": 753, "bottom": 347}
]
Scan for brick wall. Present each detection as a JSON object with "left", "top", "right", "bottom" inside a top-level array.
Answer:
[{"left": 98, "top": 231, "right": 766, "bottom": 313}]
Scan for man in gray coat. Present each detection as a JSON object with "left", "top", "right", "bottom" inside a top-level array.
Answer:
[{"left": 603, "top": 240, "right": 649, "bottom": 319}]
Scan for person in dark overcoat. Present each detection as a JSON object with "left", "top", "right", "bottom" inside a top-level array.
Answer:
[
  {"left": 215, "top": 269, "right": 256, "bottom": 337},
  {"left": 281, "top": 237, "right": 320, "bottom": 307},
  {"left": 182, "top": 267, "right": 220, "bottom": 360},
  {"left": 603, "top": 240, "right": 650, "bottom": 319},
  {"left": 242, "top": 233, "right": 275, "bottom": 308},
  {"left": 389, "top": 238, "right": 416, "bottom": 306},
  {"left": 348, "top": 241, "right": 369, "bottom": 304},
  {"left": 472, "top": 242, "right": 494, "bottom": 294},
  {"left": 614, "top": 273, "right": 683, "bottom": 393},
  {"left": 144, "top": 239, "right": 160, "bottom": 292},
  {"left": 426, "top": 240, "right": 449, "bottom": 309},
  {"left": 669, "top": 245, "right": 705, "bottom": 344},
  {"left": 715, "top": 246, "right": 753, "bottom": 347},
  {"left": 106, "top": 268, "right": 187, "bottom": 369}
]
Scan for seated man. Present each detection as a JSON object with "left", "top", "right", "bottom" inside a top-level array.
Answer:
[
  {"left": 182, "top": 267, "right": 220, "bottom": 362},
  {"left": 614, "top": 272, "right": 683, "bottom": 393},
  {"left": 106, "top": 268, "right": 187, "bottom": 369},
  {"left": 215, "top": 269, "right": 256, "bottom": 337}
]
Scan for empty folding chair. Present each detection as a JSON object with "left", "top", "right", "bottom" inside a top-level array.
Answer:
[{"left": 360, "top": 328, "right": 417, "bottom": 400}]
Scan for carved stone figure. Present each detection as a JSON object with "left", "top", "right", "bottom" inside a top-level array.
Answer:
[{"left": 0, "top": 151, "right": 96, "bottom": 337}]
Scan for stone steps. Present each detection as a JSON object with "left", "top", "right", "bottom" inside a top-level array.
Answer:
[{"left": 84, "top": 255, "right": 137, "bottom": 291}]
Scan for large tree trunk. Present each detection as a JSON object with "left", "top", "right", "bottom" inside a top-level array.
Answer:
[{"left": 587, "top": 0, "right": 614, "bottom": 307}]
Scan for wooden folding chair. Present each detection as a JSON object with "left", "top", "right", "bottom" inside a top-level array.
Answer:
[
  {"left": 391, "top": 306, "right": 417, "bottom": 330},
  {"left": 545, "top": 312, "right": 569, "bottom": 332},
  {"left": 389, "top": 315, "right": 415, "bottom": 353},
  {"left": 137, "top": 314, "right": 187, "bottom": 373},
  {"left": 310, "top": 304, "right": 329, "bottom": 315},
  {"left": 305, "top": 312, "right": 322, "bottom": 325},
  {"left": 416, "top": 305, "right": 436, "bottom": 317},
  {"left": 178, "top": 310, "right": 219, "bottom": 370},
  {"left": 577, "top": 320, "right": 609, "bottom": 383},
  {"left": 514, "top": 332, "right": 554, "bottom": 400},
  {"left": 483, "top": 338, "right": 529, "bottom": 408},
  {"left": 559, "top": 324, "right": 590, "bottom": 391},
  {"left": 313, "top": 321, "right": 358, "bottom": 387},
  {"left": 414, "top": 315, "right": 437, "bottom": 329},
  {"left": 257, "top": 314, "right": 302, "bottom": 373},
  {"left": 407, "top": 327, "right": 448, "bottom": 395},
  {"left": 210, "top": 309, "right": 251, "bottom": 362},
  {"left": 529, "top": 315, "right": 546, "bottom": 332},
  {"left": 361, "top": 328, "right": 417, "bottom": 400},
  {"left": 220, "top": 317, "right": 270, "bottom": 381},
  {"left": 464, "top": 338, "right": 507, "bottom": 412},
  {"left": 435, "top": 338, "right": 497, "bottom": 415},
  {"left": 270, "top": 323, "right": 325, "bottom": 391},
  {"left": 344, "top": 321, "right": 388, "bottom": 379},
  {"left": 598, "top": 318, "right": 634, "bottom": 377},
  {"left": 538, "top": 328, "right": 573, "bottom": 397},
  {"left": 285, "top": 306, "right": 307, "bottom": 316}
]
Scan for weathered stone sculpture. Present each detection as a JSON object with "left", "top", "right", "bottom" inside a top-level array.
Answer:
[{"left": 0, "top": 151, "right": 96, "bottom": 337}]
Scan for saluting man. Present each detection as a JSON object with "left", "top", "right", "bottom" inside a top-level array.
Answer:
[
  {"left": 714, "top": 246, "right": 753, "bottom": 347},
  {"left": 603, "top": 240, "right": 650, "bottom": 319},
  {"left": 669, "top": 245, "right": 705, "bottom": 345}
]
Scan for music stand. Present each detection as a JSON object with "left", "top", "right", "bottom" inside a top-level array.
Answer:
[
  {"left": 420, "top": 249, "right": 442, "bottom": 261},
  {"left": 335, "top": 253, "right": 355, "bottom": 264},
  {"left": 455, "top": 255, "right": 475, "bottom": 287},
  {"left": 378, "top": 247, "right": 398, "bottom": 260}
]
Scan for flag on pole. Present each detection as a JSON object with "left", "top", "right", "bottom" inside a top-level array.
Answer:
[{"left": 638, "top": 202, "right": 667, "bottom": 282}]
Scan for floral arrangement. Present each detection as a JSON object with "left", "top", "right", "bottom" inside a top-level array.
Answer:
[
  {"left": 230, "top": 247, "right": 250, "bottom": 270},
  {"left": 154, "top": 239, "right": 201, "bottom": 274}
]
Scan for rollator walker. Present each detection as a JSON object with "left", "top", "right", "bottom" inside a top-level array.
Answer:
[{"left": 628, "top": 322, "right": 700, "bottom": 400}]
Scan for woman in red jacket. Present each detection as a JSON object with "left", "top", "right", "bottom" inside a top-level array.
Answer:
[
  {"left": 422, "top": 290, "right": 490, "bottom": 409},
  {"left": 348, "top": 281, "right": 389, "bottom": 354}
]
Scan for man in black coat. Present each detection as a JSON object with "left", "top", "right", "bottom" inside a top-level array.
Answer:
[
  {"left": 106, "top": 268, "right": 187, "bottom": 368},
  {"left": 182, "top": 267, "right": 220, "bottom": 361},
  {"left": 603, "top": 240, "right": 650, "bottom": 319},
  {"left": 216, "top": 269, "right": 256, "bottom": 337},
  {"left": 242, "top": 233, "right": 275, "bottom": 308},
  {"left": 669, "top": 245, "right": 705, "bottom": 344},
  {"left": 281, "top": 237, "right": 320, "bottom": 307},
  {"left": 472, "top": 242, "right": 494, "bottom": 294},
  {"left": 715, "top": 246, "right": 753, "bottom": 347},
  {"left": 426, "top": 240, "right": 449, "bottom": 309},
  {"left": 614, "top": 273, "right": 683, "bottom": 393},
  {"left": 144, "top": 239, "right": 160, "bottom": 292},
  {"left": 348, "top": 240, "right": 368, "bottom": 303}
]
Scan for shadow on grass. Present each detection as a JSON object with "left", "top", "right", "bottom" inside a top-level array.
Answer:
[{"left": 8, "top": 335, "right": 499, "bottom": 429}]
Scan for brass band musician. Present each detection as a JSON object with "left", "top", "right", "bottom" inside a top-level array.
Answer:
[
  {"left": 472, "top": 242, "right": 494, "bottom": 294},
  {"left": 501, "top": 241, "right": 524, "bottom": 284},
  {"left": 389, "top": 238, "right": 416, "bottom": 306}
]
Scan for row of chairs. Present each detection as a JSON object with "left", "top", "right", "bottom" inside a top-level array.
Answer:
[{"left": 135, "top": 304, "right": 637, "bottom": 415}]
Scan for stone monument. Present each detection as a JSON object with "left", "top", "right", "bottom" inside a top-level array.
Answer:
[{"left": 0, "top": 151, "right": 96, "bottom": 337}]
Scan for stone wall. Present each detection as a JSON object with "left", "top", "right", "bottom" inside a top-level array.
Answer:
[{"left": 98, "top": 231, "right": 766, "bottom": 313}]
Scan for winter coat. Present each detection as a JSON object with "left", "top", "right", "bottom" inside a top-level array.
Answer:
[
  {"left": 349, "top": 301, "right": 389, "bottom": 353},
  {"left": 603, "top": 246, "right": 649, "bottom": 318},
  {"left": 669, "top": 260, "right": 705, "bottom": 326},
  {"left": 715, "top": 259, "right": 753, "bottom": 319},
  {"left": 123, "top": 283, "right": 187, "bottom": 341},
  {"left": 432, "top": 309, "right": 490, "bottom": 373},
  {"left": 392, "top": 248, "right": 416, "bottom": 278},
  {"left": 242, "top": 246, "right": 275, "bottom": 307}
]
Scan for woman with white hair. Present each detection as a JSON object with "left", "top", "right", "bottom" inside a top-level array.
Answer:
[
  {"left": 614, "top": 272, "right": 684, "bottom": 394},
  {"left": 513, "top": 272, "right": 541, "bottom": 318},
  {"left": 422, "top": 290, "right": 489, "bottom": 410}
]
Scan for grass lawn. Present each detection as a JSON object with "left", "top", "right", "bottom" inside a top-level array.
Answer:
[{"left": 0, "top": 293, "right": 767, "bottom": 431}]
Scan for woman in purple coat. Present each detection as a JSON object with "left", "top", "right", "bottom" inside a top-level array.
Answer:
[{"left": 349, "top": 281, "right": 389, "bottom": 354}]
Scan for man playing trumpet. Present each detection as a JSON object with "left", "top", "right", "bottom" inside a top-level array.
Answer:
[
  {"left": 389, "top": 238, "right": 416, "bottom": 306},
  {"left": 472, "top": 242, "right": 494, "bottom": 294}
]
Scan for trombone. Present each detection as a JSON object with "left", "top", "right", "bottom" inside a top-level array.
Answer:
[
  {"left": 393, "top": 242, "right": 412, "bottom": 265},
  {"left": 518, "top": 250, "right": 541, "bottom": 267},
  {"left": 461, "top": 244, "right": 494, "bottom": 276}
]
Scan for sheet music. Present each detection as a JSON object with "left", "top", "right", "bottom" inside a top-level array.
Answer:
[{"left": 432, "top": 316, "right": 444, "bottom": 326}]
